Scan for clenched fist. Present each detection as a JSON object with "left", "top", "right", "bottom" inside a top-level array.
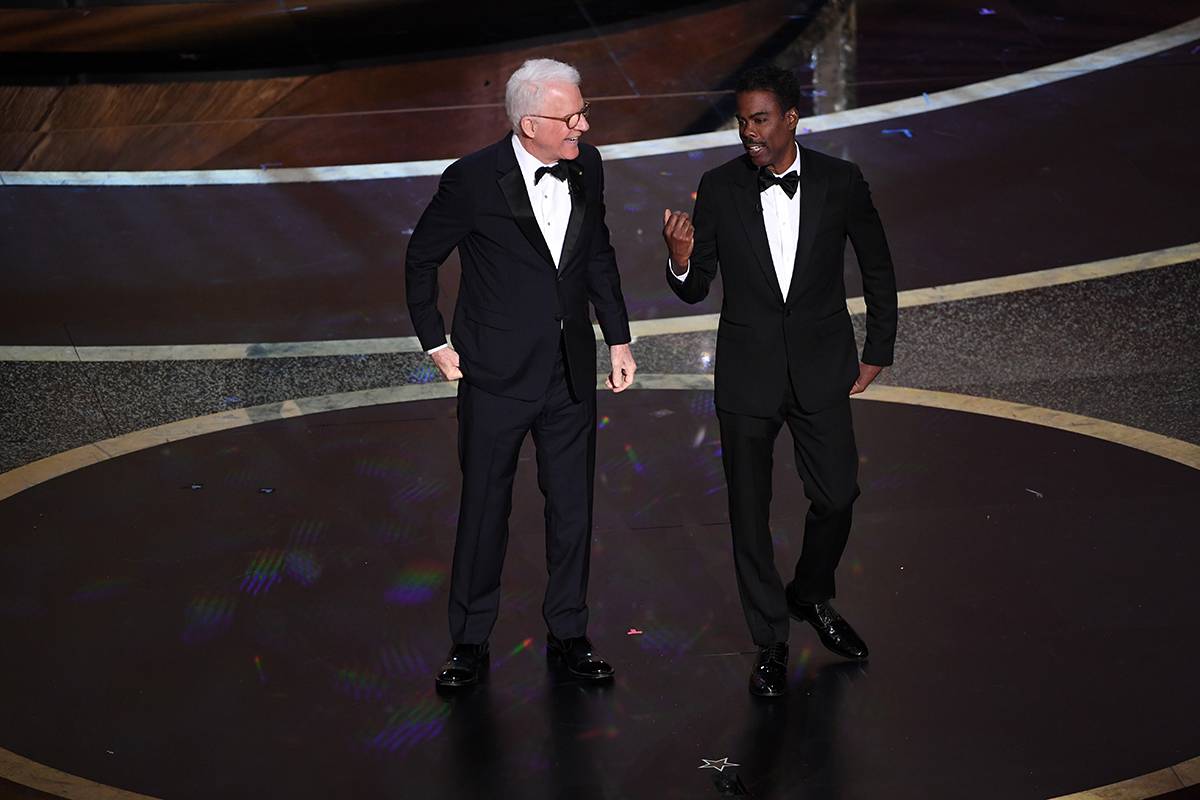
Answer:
[{"left": 663, "top": 208, "right": 694, "bottom": 274}]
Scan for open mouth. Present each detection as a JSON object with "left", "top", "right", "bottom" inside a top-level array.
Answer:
[{"left": 743, "top": 142, "right": 765, "bottom": 154}]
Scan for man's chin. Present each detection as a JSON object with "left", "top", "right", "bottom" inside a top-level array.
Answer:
[
  {"left": 560, "top": 142, "right": 581, "bottom": 160},
  {"left": 745, "top": 148, "right": 771, "bottom": 167}
]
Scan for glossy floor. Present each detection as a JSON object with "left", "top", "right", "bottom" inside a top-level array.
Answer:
[{"left": 0, "top": 390, "right": 1197, "bottom": 798}]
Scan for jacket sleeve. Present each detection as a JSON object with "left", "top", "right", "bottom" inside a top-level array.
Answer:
[
  {"left": 846, "top": 164, "right": 898, "bottom": 366},
  {"left": 666, "top": 171, "right": 719, "bottom": 305},
  {"left": 405, "top": 160, "right": 474, "bottom": 352},
  {"left": 585, "top": 152, "right": 632, "bottom": 346}
]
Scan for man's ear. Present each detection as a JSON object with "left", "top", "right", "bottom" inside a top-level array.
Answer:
[
  {"left": 519, "top": 116, "right": 536, "bottom": 138},
  {"left": 785, "top": 106, "right": 799, "bottom": 130}
]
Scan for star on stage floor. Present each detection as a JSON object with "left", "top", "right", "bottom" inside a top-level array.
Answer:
[{"left": 698, "top": 757, "right": 741, "bottom": 772}]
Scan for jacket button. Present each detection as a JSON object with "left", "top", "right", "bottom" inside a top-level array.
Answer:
[
  {"left": 785, "top": 309, "right": 792, "bottom": 318},
  {"left": 554, "top": 314, "right": 564, "bottom": 322}
]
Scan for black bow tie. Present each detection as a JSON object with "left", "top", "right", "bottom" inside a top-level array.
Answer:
[
  {"left": 535, "top": 162, "right": 570, "bottom": 184},
  {"left": 758, "top": 168, "right": 799, "bottom": 199}
]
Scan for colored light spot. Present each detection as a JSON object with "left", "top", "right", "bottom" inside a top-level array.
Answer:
[
  {"left": 240, "top": 549, "right": 287, "bottom": 596},
  {"left": 182, "top": 593, "right": 237, "bottom": 644},
  {"left": 71, "top": 576, "right": 130, "bottom": 602},
  {"left": 578, "top": 725, "right": 619, "bottom": 740},
  {"left": 385, "top": 564, "right": 446, "bottom": 605},
  {"left": 792, "top": 645, "right": 815, "bottom": 680},
  {"left": 636, "top": 624, "right": 709, "bottom": 657},
  {"left": 286, "top": 550, "right": 323, "bottom": 587},
  {"left": 623, "top": 443, "right": 645, "bottom": 474},
  {"left": 410, "top": 363, "right": 440, "bottom": 384},
  {"left": 366, "top": 700, "right": 450, "bottom": 753},
  {"left": 336, "top": 667, "right": 387, "bottom": 702},
  {"left": 357, "top": 457, "right": 447, "bottom": 502}
]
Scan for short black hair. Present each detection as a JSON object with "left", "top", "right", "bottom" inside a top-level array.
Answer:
[{"left": 735, "top": 64, "right": 801, "bottom": 116}]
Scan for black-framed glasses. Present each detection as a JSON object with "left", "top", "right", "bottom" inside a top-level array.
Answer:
[{"left": 526, "top": 101, "right": 591, "bottom": 129}]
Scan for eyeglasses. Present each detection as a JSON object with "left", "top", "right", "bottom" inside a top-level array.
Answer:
[{"left": 526, "top": 101, "right": 591, "bottom": 130}]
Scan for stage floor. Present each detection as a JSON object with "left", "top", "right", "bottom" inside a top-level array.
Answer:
[{"left": 1, "top": 388, "right": 1198, "bottom": 799}]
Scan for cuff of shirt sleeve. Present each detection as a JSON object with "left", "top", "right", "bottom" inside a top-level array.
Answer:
[
  {"left": 667, "top": 258, "right": 690, "bottom": 282},
  {"left": 427, "top": 342, "right": 449, "bottom": 355}
]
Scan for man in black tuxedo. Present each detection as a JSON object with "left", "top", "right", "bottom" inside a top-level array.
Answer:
[
  {"left": 663, "top": 65, "right": 897, "bottom": 697},
  {"left": 406, "top": 58, "right": 637, "bottom": 689}
]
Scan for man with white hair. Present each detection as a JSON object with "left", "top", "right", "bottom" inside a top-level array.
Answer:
[{"left": 407, "top": 58, "right": 636, "bottom": 689}]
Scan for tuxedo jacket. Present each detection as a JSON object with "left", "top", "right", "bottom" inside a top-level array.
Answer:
[
  {"left": 406, "top": 136, "right": 631, "bottom": 402},
  {"left": 668, "top": 144, "right": 898, "bottom": 416}
]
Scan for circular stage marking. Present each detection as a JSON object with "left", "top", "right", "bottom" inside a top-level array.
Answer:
[{"left": 0, "top": 379, "right": 1197, "bottom": 799}]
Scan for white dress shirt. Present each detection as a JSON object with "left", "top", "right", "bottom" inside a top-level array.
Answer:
[
  {"left": 511, "top": 133, "right": 571, "bottom": 268},
  {"left": 671, "top": 142, "right": 801, "bottom": 301},
  {"left": 428, "top": 135, "right": 573, "bottom": 354}
]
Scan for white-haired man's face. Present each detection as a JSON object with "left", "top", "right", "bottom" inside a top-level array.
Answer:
[{"left": 519, "top": 81, "right": 590, "bottom": 163}]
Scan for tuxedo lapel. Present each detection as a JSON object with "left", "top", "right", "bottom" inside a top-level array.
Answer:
[
  {"left": 733, "top": 158, "right": 785, "bottom": 306},
  {"left": 787, "top": 145, "right": 827, "bottom": 305},
  {"left": 496, "top": 139, "right": 556, "bottom": 269},
  {"left": 558, "top": 159, "right": 587, "bottom": 271}
]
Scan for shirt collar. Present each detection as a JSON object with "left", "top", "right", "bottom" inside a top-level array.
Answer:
[
  {"left": 511, "top": 133, "right": 557, "bottom": 186},
  {"left": 769, "top": 142, "right": 802, "bottom": 178}
]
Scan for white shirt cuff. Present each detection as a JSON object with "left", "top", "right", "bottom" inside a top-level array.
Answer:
[
  {"left": 668, "top": 258, "right": 690, "bottom": 282},
  {"left": 427, "top": 342, "right": 449, "bottom": 355}
]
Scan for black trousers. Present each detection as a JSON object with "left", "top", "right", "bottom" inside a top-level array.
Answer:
[
  {"left": 717, "top": 384, "right": 860, "bottom": 646},
  {"left": 448, "top": 345, "right": 596, "bottom": 645}
]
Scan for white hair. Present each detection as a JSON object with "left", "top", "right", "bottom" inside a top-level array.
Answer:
[{"left": 505, "top": 58, "right": 581, "bottom": 132}]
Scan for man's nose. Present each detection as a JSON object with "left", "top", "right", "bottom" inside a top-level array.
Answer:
[{"left": 575, "top": 115, "right": 590, "bottom": 133}]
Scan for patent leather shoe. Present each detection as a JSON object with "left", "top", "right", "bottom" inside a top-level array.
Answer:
[
  {"left": 546, "top": 634, "right": 614, "bottom": 681},
  {"left": 435, "top": 642, "right": 489, "bottom": 689},
  {"left": 788, "top": 596, "right": 869, "bottom": 660},
  {"left": 749, "top": 642, "right": 788, "bottom": 697}
]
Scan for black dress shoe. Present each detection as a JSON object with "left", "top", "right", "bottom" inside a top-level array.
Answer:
[
  {"left": 546, "top": 634, "right": 614, "bottom": 680},
  {"left": 788, "top": 597, "right": 869, "bottom": 660},
  {"left": 435, "top": 642, "right": 489, "bottom": 689},
  {"left": 749, "top": 642, "right": 788, "bottom": 697}
]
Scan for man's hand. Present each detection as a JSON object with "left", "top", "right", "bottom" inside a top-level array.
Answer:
[
  {"left": 663, "top": 209, "right": 694, "bottom": 274},
  {"left": 430, "top": 346, "right": 463, "bottom": 381},
  {"left": 850, "top": 363, "right": 883, "bottom": 395},
  {"left": 606, "top": 343, "right": 637, "bottom": 393}
]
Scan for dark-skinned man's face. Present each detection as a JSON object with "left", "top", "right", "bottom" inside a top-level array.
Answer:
[{"left": 735, "top": 89, "right": 799, "bottom": 172}]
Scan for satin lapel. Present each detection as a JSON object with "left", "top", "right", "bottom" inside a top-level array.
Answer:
[
  {"left": 787, "top": 145, "right": 827, "bottom": 305},
  {"left": 496, "top": 147, "right": 556, "bottom": 270},
  {"left": 558, "top": 160, "right": 586, "bottom": 271},
  {"left": 732, "top": 159, "right": 785, "bottom": 306}
]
